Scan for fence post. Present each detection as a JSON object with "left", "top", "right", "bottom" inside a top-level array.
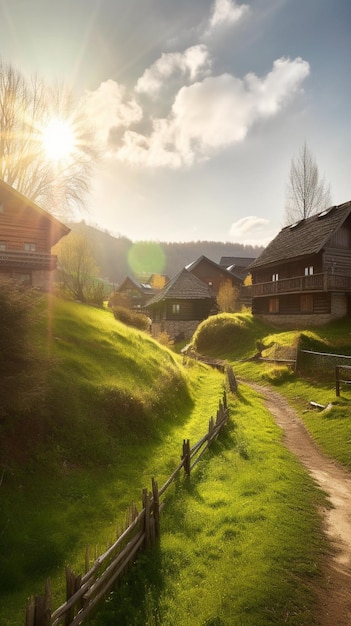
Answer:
[
  {"left": 208, "top": 416, "right": 215, "bottom": 445},
  {"left": 151, "top": 478, "right": 160, "bottom": 540},
  {"left": 182, "top": 439, "right": 191, "bottom": 476},
  {"left": 335, "top": 366, "right": 340, "bottom": 397},
  {"left": 25, "top": 597, "right": 35, "bottom": 626},
  {"left": 226, "top": 365, "right": 237, "bottom": 393},
  {"left": 25, "top": 580, "right": 51, "bottom": 626},
  {"left": 142, "top": 488, "right": 152, "bottom": 548},
  {"left": 65, "top": 566, "right": 82, "bottom": 624}
]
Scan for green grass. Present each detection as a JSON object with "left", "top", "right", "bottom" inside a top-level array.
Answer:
[
  {"left": 89, "top": 385, "right": 327, "bottom": 626},
  {"left": 2, "top": 305, "right": 349, "bottom": 625},
  {"left": 0, "top": 296, "right": 225, "bottom": 625}
]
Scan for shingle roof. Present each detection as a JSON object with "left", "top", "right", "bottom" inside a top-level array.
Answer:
[
  {"left": 185, "top": 254, "right": 243, "bottom": 283},
  {"left": 219, "top": 256, "right": 256, "bottom": 268},
  {"left": 0, "top": 178, "right": 70, "bottom": 244},
  {"left": 117, "top": 275, "right": 155, "bottom": 295},
  {"left": 250, "top": 202, "right": 351, "bottom": 270},
  {"left": 145, "top": 268, "right": 215, "bottom": 306}
]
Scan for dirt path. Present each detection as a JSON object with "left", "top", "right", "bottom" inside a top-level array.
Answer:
[{"left": 247, "top": 382, "right": 351, "bottom": 626}]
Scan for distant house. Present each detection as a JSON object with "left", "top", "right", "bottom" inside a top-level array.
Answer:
[
  {"left": 0, "top": 179, "right": 70, "bottom": 290},
  {"left": 110, "top": 276, "right": 155, "bottom": 310},
  {"left": 247, "top": 201, "right": 351, "bottom": 326},
  {"left": 186, "top": 255, "right": 243, "bottom": 293},
  {"left": 219, "top": 256, "right": 255, "bottom": 281},
  {"left": 145, "top": 268, "right": 216, "bottom": 340}
]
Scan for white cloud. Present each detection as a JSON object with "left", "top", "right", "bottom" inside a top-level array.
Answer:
[
  {"left": 116, "top": 56, "right": 309, "bottom": 167},
  {"left": 245, "top": 57, "right": 310, "bottom": 117},
  {"left": 79, "top": 79, "right": 143, "bottom": 145},
  {"left": 135, "top": 45, "right": 211, "bottom": 98},
  {"left": 208, "top": 0, "right": 250, "bottom": 30},
  {"left": 229, "top": 216, "right": 274, "bottom": 246},
  {"left": 84, "top": 56, "right": 309, "bottom": 169},
  {"left": 230, "top": 215, "right": 269, "bottom": 235}
]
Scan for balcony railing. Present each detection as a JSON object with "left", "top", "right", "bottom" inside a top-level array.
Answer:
[
  {"left": 245, "top": 272, "right": 351, "bottom": 297},
  {"left": 0, "top": 250, "right": 57, "bottom": 270}
]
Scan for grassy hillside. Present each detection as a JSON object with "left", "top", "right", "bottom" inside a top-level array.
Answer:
[
  {"left": 2, "top": 302, "right": 347, "bottom": 625},
  {"left": 192, "top": 312, "right": 351, "bottom": 470},
  {"left": 0, "top": 295, "right": 225, "bottom": 624}
]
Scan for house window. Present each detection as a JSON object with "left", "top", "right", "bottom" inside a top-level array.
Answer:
[
  {"left": 304, "top": 266, "right": 314, "bottom": 276},
  {"left": 272, "top": 273, "right": 279, "bottom": 282},
  {"left": 269, "top": 298, "right": 279, "bottom": 313},
  {"left": 172, "top": 304, "right": 180, "bottom": 315},
  {"left": 0, "top": 241, "right": 6, "bottom": 251},
  {"left": 24, "top": 243, "right": 36, "bottom": 252},
  {"left": 208, "top": 281, "right": 213, "bottom": 287},
  {"left": 300, "top": 294, "right": 313, "bottom": 313}
]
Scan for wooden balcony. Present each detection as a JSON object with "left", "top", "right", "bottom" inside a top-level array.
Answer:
[
  {"left": 245, "top": 273, "right": 351, "bottom": 298},
  {"left": 0, "top": 250, "right": 57, "bottom": 270}
]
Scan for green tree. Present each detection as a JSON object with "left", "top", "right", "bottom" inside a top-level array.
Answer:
[
  {"left": 285, "top": 142, "right": 331, "bottom": 223},
  {"left": 54, "top": 233, "right": 100, "bottom": 302}
]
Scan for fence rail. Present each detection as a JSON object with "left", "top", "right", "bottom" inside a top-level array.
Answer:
[
  {"left": 335, "top": 364, "right": 351, "bottom": 396},
  {"left": 26, "top": 369, "right": 236, "bottom": 626}
]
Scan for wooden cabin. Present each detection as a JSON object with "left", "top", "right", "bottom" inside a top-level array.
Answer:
[
  {"left": 186, "top": 255, "right": 243, "bottom": 294},
  {"left": 0, "top": 179, "right": 70, "bottom": 290},
  {"left": 109, "top": 276, "right": 155, "bottom": 310},
  {"left": 247, "top": 201, "right": 351, "bottom": 326},
  {"left": 219, "top": 256, "right": 256, "bottom": 281},
  {"left": 145, "top": 268, "right": 216, "bottom": 341}
]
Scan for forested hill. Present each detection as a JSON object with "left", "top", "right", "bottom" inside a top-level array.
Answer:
[{"left": 69, "top": 221, "right": 264, "bottom": 285}]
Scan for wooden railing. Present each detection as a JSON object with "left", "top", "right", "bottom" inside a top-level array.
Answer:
[
  {"left": 0, "top": 250, "right": 57, "bottom": 269},
  {"left": 244, "top": 272, "right": 351, "bottom": 297},
  {"left": 25, "top": 370, "right": 236, "bottom": 626}
]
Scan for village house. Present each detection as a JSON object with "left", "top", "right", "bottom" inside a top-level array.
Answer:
[
  {"left": 145, "top": 267, "right": 216, "bottom": 341},
  {"left": 219, "top": 256, "right": 255, "bottom": 281},
  {"left": 110, "top": 275, "right": 155, "bottom": 310},
  {"left": 247, "top": 201, "right": 351, "bottom": 326},
  {"left": 0, "top": 179, "right": 70, "bottom": 290},
  {"left": 186, "top": 255, "right": 243, "bottom": 294}
]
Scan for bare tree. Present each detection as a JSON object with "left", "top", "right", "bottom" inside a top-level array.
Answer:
[
  {"left": 53, "top": 232, "right": 100, "bottom": 302},
  {"left": 0, "top": 59, "right": 97, "bottom": 217},
  {"left": 285, "top": 142, "right": 331, "bottom": 224}
]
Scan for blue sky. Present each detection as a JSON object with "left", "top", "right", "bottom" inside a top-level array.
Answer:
[{"left": 1, "top": 0, "right": 351, "bottom": 245}]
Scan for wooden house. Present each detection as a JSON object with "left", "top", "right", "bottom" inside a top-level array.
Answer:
[
  {"left": 0, "top": 179, "right": 70, "bottom": 290},
  {"left": 219, "top": 256, "right": 256, "bottom": 281},
  {"left": 109, "top": 276, "right": 155, "bottom": 310},
  {"left": 145, "top": 268, "right": 216, "bottom": 340},
  {"left": 247, "top": 201, "right": 351, "bottom": 326},
  {"left": 186, "top": 255, "right": 243, "bottom": 293}
]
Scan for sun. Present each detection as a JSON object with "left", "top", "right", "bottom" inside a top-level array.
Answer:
[{"left": 41, "top": 117, "right": 76, "bottom": 161}]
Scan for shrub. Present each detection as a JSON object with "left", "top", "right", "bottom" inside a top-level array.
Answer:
[
  {"left": 86, "top": 281, "right": 105, "bottom": 307},
  {"left": 0, "top": 279, "right": 44, "bottom": 419},
  {"left": 193, "top": 313, "right": 251, "bottom": 354},
  {"left": 155, "top": 332, "right": 174, "bottom": 348},
  {"left": 112, "top": 306, "right": 151, "bottom": 332}
]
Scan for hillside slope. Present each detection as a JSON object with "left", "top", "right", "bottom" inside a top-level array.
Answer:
[
  {"left": 0, "top": 296, "right": 225, "bottom": 624},
  {"left": 69, "top": 221, "right": 263, "bottom": 283}
]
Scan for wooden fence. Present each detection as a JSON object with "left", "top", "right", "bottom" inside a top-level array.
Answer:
[
  {"left": 335, "top": 364, "right": 351, "bottom": 396},
  {"left": 25, "top": 370, "right": 235, "bottom": 626}
]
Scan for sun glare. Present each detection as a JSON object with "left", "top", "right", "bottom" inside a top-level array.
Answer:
[{"left": 42, "top": 118, "right": 76, "bottom": 161}]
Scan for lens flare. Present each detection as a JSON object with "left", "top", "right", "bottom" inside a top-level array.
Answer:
[{"left": 42, "top": 117, "right": 76, "bottom": 161}]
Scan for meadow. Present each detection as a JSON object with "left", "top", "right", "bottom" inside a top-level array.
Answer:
[{"left": 2, "top": 298, "right": 350, "bottom": 625}]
